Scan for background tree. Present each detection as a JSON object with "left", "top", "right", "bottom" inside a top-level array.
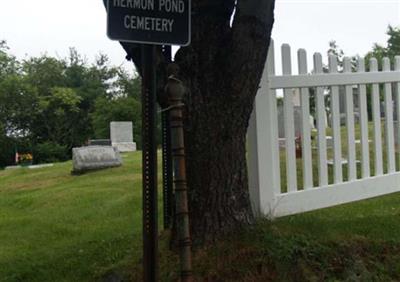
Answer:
[
  {"left": 365, "top": 25, "right": 400, "bottom": 70},
  {"left": 364, "top": 25, "right": 400, "bottom": 118},
  {"left": 0, "top": 41, "right": 22, "bottom": 166},
  {"left": 91, "top": 96, "right": 142, "bottom": 148},
  {"left": 0, "top": 44, "right": 142, "bottom": 167}
]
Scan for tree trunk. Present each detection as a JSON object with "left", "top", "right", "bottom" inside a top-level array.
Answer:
[
  {"left": 116, "top": 0, "right": 276, "bottom": 244},
  {"left": 174, "top": 0, "right": 276, "bottom": 243},
  {"left": 184, "top": 105, "right": 253, "bottom": 242}
]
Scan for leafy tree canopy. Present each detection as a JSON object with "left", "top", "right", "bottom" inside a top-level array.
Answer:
[
  {"left": 366, "top": 25, "right": 400, "bottom": 69},
  {"left": 0, "top": 43, "right": 141, "bottom": 167}
]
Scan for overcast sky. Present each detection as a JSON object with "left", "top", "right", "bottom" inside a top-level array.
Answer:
[{"left": 0, "top": 0, "right": 399, "bottom": 75}]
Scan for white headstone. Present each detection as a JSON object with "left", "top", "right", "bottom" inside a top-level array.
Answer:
[
  {"left": 278, "top": 105, "right": 302, "bottom": 138},
  {"left": 110, "top": 121, "right": 137, "bottom": 152},
  {"left": 292, "top": 88, "right": 301, "bottom": 107}
]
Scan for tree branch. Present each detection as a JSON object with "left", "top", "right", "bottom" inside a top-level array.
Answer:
[
  {"left": 235, "top": 0, "right": 276, "bottom": 24},
  {"left": 220, "top": 0, "right": 275, "bottom": 101}
]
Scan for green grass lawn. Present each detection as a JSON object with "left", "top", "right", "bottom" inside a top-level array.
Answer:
[
  {"left": 1, "top": 151, "right": 400, "bottom": 281},
  {"left": 0, "top": 152, "right": 152, "bottom": 282}
]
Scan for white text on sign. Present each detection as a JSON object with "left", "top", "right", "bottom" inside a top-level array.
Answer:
[
  {"left": 113, "top": 0, "right": 185, "bottom": 13},
  {"left": 124, "top": 16, "right": 174, "bottom": 32}
]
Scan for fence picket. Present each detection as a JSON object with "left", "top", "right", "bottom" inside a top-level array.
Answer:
[
  {"left": 269, "top": 72, "right": 400, "bottom": 89},
  {"left": 357, "top": 58, "right": 370, "bottom": 178},
  {"left": 313, "top": 53, "right": 328, "bottom": 186},
  {"left": 383, "top": 58, "right": 396, "bottom": 173},
  {"left": 282, "top": 44, "right": 297, "bottom": 192},
  {"left": 329, "top": 55, "right": 343, "bottom": 183},
  {"left": 370, "top": 58, "right": 383, "bottom": 175},
  {"left": 249, "top": 42, "right": 400, "bottom": 219},
  {"left": 298, "top": 49, "right": 313, "bottom": 189},
  {"left": 343, "top": 58, "right": 357, "bottom": 180},
  {"left": 396, "top": 56, "right": 400, "bottom": 170},
  {"left": 247, "top": 40, "right": 281, "bottom": 216}
]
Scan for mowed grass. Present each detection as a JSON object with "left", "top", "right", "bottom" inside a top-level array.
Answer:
[
  {"left": 0, "top": 152, "right": 156, "bottom": 282},
  {"left": 183, "top": 194, "right": 400, "bottom": 281},
  {"left": 1, "top": 151, "right": 400, "bottom": 281}
]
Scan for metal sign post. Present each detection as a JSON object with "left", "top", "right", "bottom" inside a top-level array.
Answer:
[
  {"left": 106, "top": 1, "right": 192, "bottom": 280},
  {"left": 141, "top": 44, "right": 158, "bottom": 281},
  {"left": 162, "top": 111, "right": 173, "bottom": 230},
  {"left": 162, "top": 46, "right": 173, "bottom": 230}
]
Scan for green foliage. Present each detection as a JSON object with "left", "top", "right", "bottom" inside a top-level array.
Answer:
[
  {"left": 33, "top": 87, "right": 83, "bottom": 147},
  {"left": 115, "top": 69, "right": 141, "bottom": 100},
  {"left": 22, "top": 56, "right": 66, "bottom": 96},
  {"left": 0, "top": 43, "right": 141, "bottom": 167},
  {"left": 0, "top": 75, "right": 37, "bottom": 136},
  {"left": 365, "top": 25, "right": 400, "bottom": 70},
  {"left": 0, "top": 135, "right": 33, "bottom": 169},
  {"left": 0, "top": 41, "right": 18, "bottom": 79},
  {"left": 326, "top": 40, "right": 358, "bottom": 71},
  {"left": 32, "top": 142, "right": 68, "bottom": 164},
  {"left": 387, "top": 25, "right": 400, "bottom": 58},
  {"left": 0, "top": 134, "right": 15, "bottom": 168},
  {"left": 91, "top": 96, "right": 142, "bottom": 148}
]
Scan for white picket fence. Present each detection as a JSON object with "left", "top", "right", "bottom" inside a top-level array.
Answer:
[{"left": 248, "top": 40, "right": 400, "bottom": 218}]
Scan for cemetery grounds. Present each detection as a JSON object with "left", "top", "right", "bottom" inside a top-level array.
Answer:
[{"left": 1, "top": 123, "right": 400, "bottom": 281}]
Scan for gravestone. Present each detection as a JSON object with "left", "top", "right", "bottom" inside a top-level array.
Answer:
[
  {"left": 339, "top": 86, "right": 346, "bottom": 124},
  {"left": 89, "top": 139, "right": 112, "bottom": 146},
  {"left": 28, "top": 164, "right": 54, "bottom": 169},
  {"left": 72, "top": 146, "right": 122, "bottom": 174},
  {"left": 394, "top": 121, "right": 399, "bottom": 148},
  {"left": 337, "top": 85, "right": 360, "bottom": 125},
  {"left": 5, "top": 165, "right": 21, "bottom": 170},
  {"left": 278, "top": 105, "right": 302, "bottom": 138},
  {"left": 380, "top": 102, "right": 386, "bottom": 118},
  {"left": 110, "top": 121, "right": 137, "bottom": 152},
  {"left": 326, "top": 136, "right": 333, "bottom": 148},
  {"left": 292, "top": 88, "right": 301, "bottom": 107},
  {"left": 309, "top": 115, "right": 315, "bottom": 130}
]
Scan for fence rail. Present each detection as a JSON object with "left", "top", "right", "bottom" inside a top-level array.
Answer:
[{"left": 248, "top": 40, "right": 400, "bottom": 218}]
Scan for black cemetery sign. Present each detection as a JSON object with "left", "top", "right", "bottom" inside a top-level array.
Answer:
[{"left": 107, "top": 0, "right": 191, "bottom": 46}]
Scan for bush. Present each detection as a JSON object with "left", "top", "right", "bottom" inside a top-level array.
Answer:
[
  {"left": 0, "top": 135, "right": 15, "bottom": 168},
  {"left": 0, "top": 136, "right": 34, "bottom": 168},
  {"left": 91, "top": 97, "right": 143, "bottom": 149},
  {"left": 33, "top": 142, "right": 68, "bottom": 164}
]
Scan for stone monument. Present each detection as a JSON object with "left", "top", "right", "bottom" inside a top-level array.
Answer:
[
  {"left": 72, "top": 146, "right": 122, "bottom": 174},
  {"left": 110, "top": 121, "right": 137, "bottom": 152}
]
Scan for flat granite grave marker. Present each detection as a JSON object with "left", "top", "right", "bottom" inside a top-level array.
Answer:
[
  {"left": 72, "top": 146, "right": 122, "bottom": 174},
  {"left": 89, "top": 139, "right": 112, "bottom": 146},
  {"left": 110, "top": 121, "right": 137, "bottom": 152}
]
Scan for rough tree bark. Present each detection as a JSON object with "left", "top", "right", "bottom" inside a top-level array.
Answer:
[{"left": 108, "top": 0, "right": 276, "bottom": 244}]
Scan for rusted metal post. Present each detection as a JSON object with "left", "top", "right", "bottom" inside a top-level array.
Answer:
[
  {"left": 161, "top": 112, "right": 173, "bottom": 229},
  {"left": 165, "top": 64, "right": 193, "bottom": 282},
  {"left": 162, "top": 46, "right": 174, "bottom": 230},
  {"left": 141, "top": 44, "right": 158, "bottom": 282}
]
